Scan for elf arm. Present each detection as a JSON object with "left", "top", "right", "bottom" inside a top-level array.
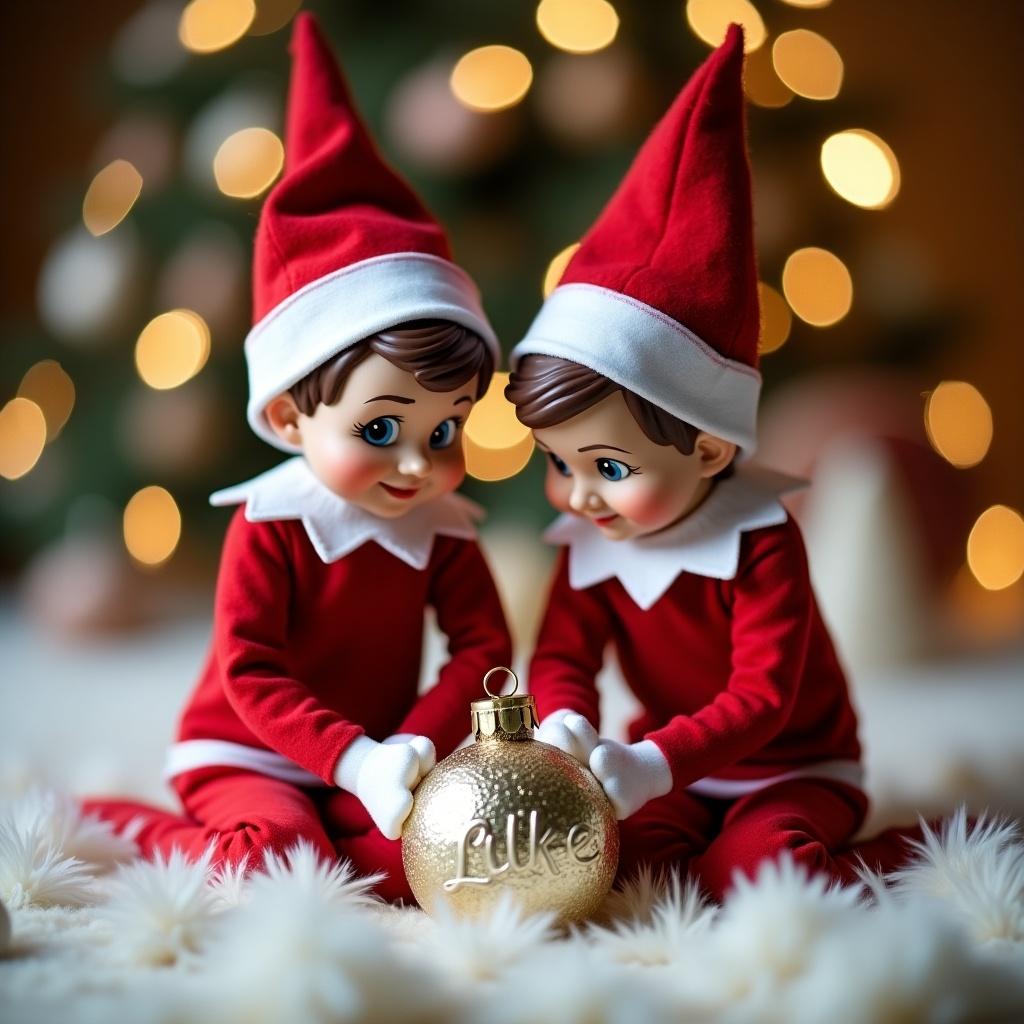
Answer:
[
  {"left": 644, "top": 520, "right": 813, "bottom": 789},
  {"left": 394, "top": 537, "right": 512, "bottom": 760},
  {"left": 527, "top": 549, "right": 610, "bottom": 729},
  {"left": 215, "top": 511, "right": 365, "bottom": 783}
]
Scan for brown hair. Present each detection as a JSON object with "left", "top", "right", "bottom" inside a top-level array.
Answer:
[
  {"left": 289, "top": 319, "right": 493, "bottom": 415},
  {"left": 506, "top": 355, "right": 702, "bottom": 452}
]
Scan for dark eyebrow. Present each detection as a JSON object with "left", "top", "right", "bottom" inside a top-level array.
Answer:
[
  {"left": 578, "top": 443, "right": 632, "bottom": 454},
  {"left": 364, "top": 394, "right": 415, "bottom": 405},
  {"left": 452, "top": 395, "right": 473, "bottom": 406}
]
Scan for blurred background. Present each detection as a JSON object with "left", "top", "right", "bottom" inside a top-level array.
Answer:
[{"left": 1, "top": 0, "right": 1021, "bottom": 828}]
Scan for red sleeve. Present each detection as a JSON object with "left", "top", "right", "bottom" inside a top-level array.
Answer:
[
  {"left": 645, "top": 522, "right": 812, "bottom": 788},
  {"left": 395, "top": 538, "right": 512, "bottom": 760},
  {"left": 526, "top": 549, "right": 609, "bottom": 728},
  {"left": 215, "top": 511, "right": 364, "bottom": 783}
]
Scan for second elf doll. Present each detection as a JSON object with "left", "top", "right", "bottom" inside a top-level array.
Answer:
[{"left": 506, "top": 26, "right": 885, "bottom": 900}]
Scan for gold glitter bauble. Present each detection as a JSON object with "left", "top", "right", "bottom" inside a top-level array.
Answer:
[{"left": 402, "top": 668, "right": 619, "bottom": 923}]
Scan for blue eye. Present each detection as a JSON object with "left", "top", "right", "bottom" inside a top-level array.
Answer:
[
  {"left": 596, "top": 458, "right": 632, "bottom": 481},
  {"left": 359, "top": 417, "right": 400, "bottom": 447},
  {"left": 548, "top": 452, "right": 572, "bottom": 477},
  {"left": 430, "top": 418, "right": 459, "bottom": 450}
]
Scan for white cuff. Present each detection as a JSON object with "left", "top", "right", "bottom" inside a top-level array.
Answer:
[{"left": 333, "top": 735, "right": 377, "bottom": 793}]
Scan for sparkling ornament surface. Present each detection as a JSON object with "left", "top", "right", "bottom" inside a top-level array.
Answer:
[{"left": 403, "top": 670, "right": 618, "bottom": 923}]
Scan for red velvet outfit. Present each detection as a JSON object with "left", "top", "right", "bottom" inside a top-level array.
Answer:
[
  {"left": 86, "top": 459, "right": 511, "bottom": 903},
  {"left": 529, "top": 470, "right": 877, "bottom": 899}
]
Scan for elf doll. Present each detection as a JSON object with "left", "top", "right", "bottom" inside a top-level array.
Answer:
[
  {"left": 506, "top": 26, "right": 896, "bottom": 900},
  {"left": 85, "top": 14, "right": 511, "bottom": 904}
]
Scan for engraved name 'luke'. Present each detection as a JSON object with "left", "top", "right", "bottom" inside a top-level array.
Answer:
[{"left": 443, "top": 810, "right": 600, "bottom": 892}]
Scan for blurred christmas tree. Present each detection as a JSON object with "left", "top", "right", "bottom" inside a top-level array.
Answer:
[{"left": 1, "top": 0, "right": 1020, "bottom": 639}]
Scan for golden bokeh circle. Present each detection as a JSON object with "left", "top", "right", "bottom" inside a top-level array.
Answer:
[
  {"left": 83, "top": 160, "right": 144, "bottom": 237},
  {"left": 536, "top": 0, "right": 620, "bottom": 55},
  {"left": 124, "top": 486, "right": 182, "bottom": 567},
  {"left": 135, "top": 310, "right": 212, "bottom": 391},
  {"left": 0, "top": 398, "right": 47, "bottom": 481},
  {"left": 213, "top": 127, "right": 285, "bottom": 199},
  {"left": 685, "top": 0, "right": 766, "bottom": 53},
  {"left": 772, "top": 29, "right": 843, "bottom": 101},
  {"left": 179, "top": 0, "right": 255, "bottom": 54},
  {"left": 781, "top": 247, "right": 853, "bottom": 327},
  {"left": 450, "top": 46, "right": 533, "bottom": 113},
  {"left": 543, "top": 242, "right": 581, "bottom": 298},
  {"left": 757, "top": 282, "right": 793, "bottom": 354},
  {"left": 967, "top": 506, "right": 1024, "bottom": 591},
  {"left": 821, "top": 129, "right": 901, "bottom": 210},
  {"left": 18, "top": 360, "right": 76, "bottom": 442},
  {"left": 924, "top": 381, "right": 993, "bottom": 469}
]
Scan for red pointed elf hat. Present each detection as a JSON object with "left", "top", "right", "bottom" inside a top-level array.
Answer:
[
  {"left": 245, "top": 13, "right": 498, "bottom": 451},
  {"left": 511, "top": 25, "right": 761, "bottom": 453}
]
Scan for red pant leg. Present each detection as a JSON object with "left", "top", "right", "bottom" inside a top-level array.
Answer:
[
  {"left": 87, "top": 769, "right": 336, "bottom": 869},
  {"left": 317, "top": 789, "right": 414, "bottom": 905},
  {"left": 615, "top": 786, "right": 719, "bottom": 884},
  {"left": 690, "top": 778, "right": 867, "bottom": 901}
]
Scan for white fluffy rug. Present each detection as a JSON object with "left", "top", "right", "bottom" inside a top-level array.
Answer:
[{"left": 2, "top": 790, "right": 1023, "bottom": 1023}]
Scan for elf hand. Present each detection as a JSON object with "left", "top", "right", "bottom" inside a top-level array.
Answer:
[
  {"left": 535, "top": 709, "right": 600, "bottom": 766},
  {"left": 382, "top": 733, "right": 437, "bottom": 780},
  {"left": 589, "top": 739, "right": 673, "bottom": 820},
  {"left": 334, "top": 735, "right": 435, "bottom": 840}
]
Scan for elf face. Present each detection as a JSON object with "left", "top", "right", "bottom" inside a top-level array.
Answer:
[
  {"left": 278, "top": 352, "right": 474, "bottom": 518},
  {"left": 533, "top": 391, "right": 731, "bottom": 541}
]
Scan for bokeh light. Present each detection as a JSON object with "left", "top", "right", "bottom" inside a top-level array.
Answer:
[
  {"left": 757, "top": 282, "right": 792, "bottom": 354},
  {"left": 123, "top": 486, "right": 182, "bottom": 567},
  {"left": 821, "top": 129, "right": 901, "bottom": 210},
  {"left": 778, "top": 0, "right": 832, "bottom": 7},
  {"left": 924, "top": 381, "right": 993, "bottom": 469},
  {"left": 536, "top": 0, "right": 620, "bottom": 55},
  {"left": 464, "top": 372, "right": 535, "bottom": 481},
  {"left": 543, "top": 242, "right": 581, "bottom": 298},
  {"left": 135, "top": 310, "right": 212, "bottom": 390},
  {"left": 0, "top": 398, "right": 47, "bottom": 481},
  {"left": 772, "top": 30, "right": 843, "bottom": 100},
  {"left": 179, "top": 0, "right": 255, "bottom": 54},
  {"left": 18, "top": 360, "right": 76, "bottom": 442},
  {"left": 967, "top": 506, "right": 1024, "bottom": 591},
  {"left": 744, "top": 42, "right": 793, "bottom": 109},
  {"left": 685, "top": 0, "right": 766, "bottom": 53},
  {"left": 82, "top": 160, "right": 143, "bottom": 236},
  {"left": 450, "top": 46, "right": 534, "bottom": 113},
  {"left": 213, "top": 127, "right": 284, "bottom": 199},
  {"left": 781, "top": 247, "right": 853, "bottom": 327},
  {"left": 248, "top": 0, "right": 301, "bottom": 36}
]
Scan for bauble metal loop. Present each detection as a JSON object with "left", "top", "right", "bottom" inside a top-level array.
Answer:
[{"left": 482, "top": 665, "right": 518, "bottom": 698}]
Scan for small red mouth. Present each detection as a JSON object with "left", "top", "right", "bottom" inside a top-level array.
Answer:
[
  {"left": 380, "top": 483, "right": 420, "bottom": 500},
  {"left": 593, "top": 514, "right": 620, "bottom": 526}
]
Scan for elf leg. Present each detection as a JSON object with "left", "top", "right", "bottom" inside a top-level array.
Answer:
[
  {"left": 318, "top": 789, "right": 414, "bottom": 905},
  {"left": 690, "top": 777, "right": 867, "bottom": 901},
  {"left": 87, "top": 768, "right": 337, "bottom": 869},
  {"left": 615, "top": 787, "right": 718, "bottom": 884}
]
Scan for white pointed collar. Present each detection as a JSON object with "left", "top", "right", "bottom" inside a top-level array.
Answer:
[
  {"left": 543, "top": 465, "right": 806, "bottom": 610},
  {"left": 210, "top": 457, "right": 483, "bottom": 569}
]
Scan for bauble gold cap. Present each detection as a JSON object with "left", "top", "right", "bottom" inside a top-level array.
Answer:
[{"left": 470, "top": 666, "right": 538, "bottom": 741}]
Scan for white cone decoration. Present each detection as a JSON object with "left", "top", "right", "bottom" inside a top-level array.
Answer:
[{"left": 800, "top": 436, "right": 933, "bottom": 679}]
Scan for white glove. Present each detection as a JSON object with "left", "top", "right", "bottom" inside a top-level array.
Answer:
[
  {"left": 333, "top": 734, "right": 436, "bottom": 840},
  {"left": 382, "top": 733, "right": 437, "bottom": 778},
  {"left": 535, "top": 709, "right": 601, "bottom": 766},
  {"left": 589, "top": 739, "right": 673, "bottom": 820}
]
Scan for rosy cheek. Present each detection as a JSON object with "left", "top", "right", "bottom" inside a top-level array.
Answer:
[
  {"left": 319, "top": 445, "right": 387, "bottom": 496},
  {"left": 612, "top": 480, "right": 683, "bottom": 526},
  {"left": 544, "top": 472, "right": 573, "bottom": 512},
  {"left": 432, "top": 450, "right": 466, "bottom": 493}
]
